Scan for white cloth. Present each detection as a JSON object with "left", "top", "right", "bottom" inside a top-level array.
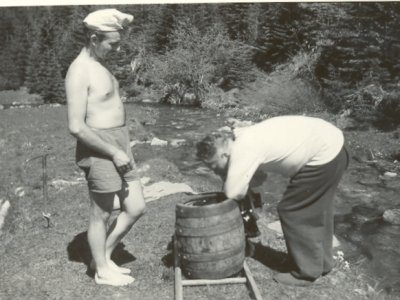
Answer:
[
  {"left": 143, "top": 181, "right": 196, "bottom": 202},
  {"left": 225, "top": 116, "right": 344, "bottom": 199},
  {"left": 83, "top": 9, "right": 133, "bottom": 32}
]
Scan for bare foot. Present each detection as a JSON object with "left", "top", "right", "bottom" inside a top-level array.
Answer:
[
  {"left": 90, "top": 259, "right": 131, "bottom": 274},
  {"left": 95, "top": 270, "right": 135, "bottom": 286},
  {"left": 107, "top": 259, "right": 131, "bottom": 274}
]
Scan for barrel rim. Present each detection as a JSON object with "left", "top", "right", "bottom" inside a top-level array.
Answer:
[{"left": 176, "top": 197, "right": 238, "bottom": 218}]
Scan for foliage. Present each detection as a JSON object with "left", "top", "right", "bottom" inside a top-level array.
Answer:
[
  {"left": 142, "top": 20, "right": 255, "bottom": 105},
  {"left": 375, "top": 91, "right": 400, "bottom": 130},
  {"left": 1, "top": 3, "right": 400, "bottom": 128},
  {"left": 308, "top": 2, "right": 400, "bottom": 116}
]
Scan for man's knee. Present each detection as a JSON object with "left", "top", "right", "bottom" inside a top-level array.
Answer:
[
  {"left": 126, "top": 200, "right": 146, "bottom": 219},
  {"left": 122, "top": 191, "right": 146, "bottom": 219}
]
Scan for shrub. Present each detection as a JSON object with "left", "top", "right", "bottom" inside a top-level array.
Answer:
[
  {"left": 141, "top": 19, "right": 255, "bottom": 105},
  {"left": 375, "top": 90, "right": 400, "bottom": 130}
]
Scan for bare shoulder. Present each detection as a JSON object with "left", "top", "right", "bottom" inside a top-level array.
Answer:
[
  {"left": 65, "top": 53, "right": 92, "bottom": 104},
  {"left": 65, "top": 55, "right": 90, "bottom": 83}
]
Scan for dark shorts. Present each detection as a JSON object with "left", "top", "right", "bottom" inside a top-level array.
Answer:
[{"left": 75, "top": 126, "right": 139, "bottom": 193}]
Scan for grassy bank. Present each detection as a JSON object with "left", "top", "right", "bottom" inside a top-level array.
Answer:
[{"left": 1, "top": 102, "right": 398, "bottom": 299}]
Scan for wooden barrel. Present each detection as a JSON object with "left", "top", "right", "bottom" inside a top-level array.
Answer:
[{"left": 175, "top": 192, "right": 245, "bottom": 279}]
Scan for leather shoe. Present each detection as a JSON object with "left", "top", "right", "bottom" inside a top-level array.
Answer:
[{"left": 273, "top": 273, "right": 314, "bottom": 287}]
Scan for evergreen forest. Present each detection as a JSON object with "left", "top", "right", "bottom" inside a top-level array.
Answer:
[{"left": 1, "top": 3, "right": 400, "bottom": 128}]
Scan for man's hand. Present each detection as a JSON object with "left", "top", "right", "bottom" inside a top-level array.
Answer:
[{"left": 112, "top": 149, "right": 133, "bottom": 174}]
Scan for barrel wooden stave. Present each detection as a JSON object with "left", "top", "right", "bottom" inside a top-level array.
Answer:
[{"left": 175, "top": 194, "right": 245, "bottom": 279}]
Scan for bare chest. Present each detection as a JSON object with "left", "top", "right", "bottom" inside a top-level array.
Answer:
[{"left": 87, "top": 65, "right": 120, "bottom": 103}]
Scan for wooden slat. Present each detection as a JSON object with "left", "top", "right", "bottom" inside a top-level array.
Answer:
[
  {"left": 182, "top": 277, "right": 246, "bottom": 286},
  {"left": 243, "top": 261, "right": 263, "bottom": 300},
  {"left": 174, "top": 236, "right": 183, "bottom": 300}
]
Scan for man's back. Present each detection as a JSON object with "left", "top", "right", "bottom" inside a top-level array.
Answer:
[{"left": 225, "top": 116, "right": 344, "bottom": 198}]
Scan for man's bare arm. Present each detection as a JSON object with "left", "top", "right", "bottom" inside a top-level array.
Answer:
[{"left": 65, "top": 63, "right": 130, "bottom": 167}]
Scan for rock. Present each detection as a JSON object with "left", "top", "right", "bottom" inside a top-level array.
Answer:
[
  {"left": 138, "top": 164, "right": 150, "bottom": 173},
  {"left": 383, "top": 209, "right": 400, "bottom": 225},
  {"left": 383, "top": 171, "right": 397, "bottom": 178},
  {"left": 0, "top": 199, "right": 10, "bottom": 232},
  {"left": 267, "top": 220, "right": 283, "bottom": 233},
  {"left": 150, "top": 137, "right": 168, "bottom": 147},
  {"left": 217, "top": 126, "right": 232, "bottom": 132},
  {"left": 14, "top": 187, "right": 25, "bottom": 197},
  {"left": 0, "top": 199, "right": 11, "bottom": 232},
  {"left": 0, "top": 104, "right": 4, "bottom": 110},
  {"left": 182, "top": 93, "right": 197, "bottom": 105},
  {"left": 226, "top": 118, "right": 253, "bottom": 128},
  {"left": 140, "top": 177, "right": 151, "bottom": 185},
  {"left": 130, "top": 140, "right": 148, "bottom": 147},
  {"left": 194, "top": 166, "right": 212, "bottom": 175},
  {"left": 267, "top": 220, "right": 341, "bottom": 247},
  {"left": 335, "top": 109, "right": 358, "bottom": 130},
  {"left": 169, "top": 139, "right": 186, "bottom": 147}
]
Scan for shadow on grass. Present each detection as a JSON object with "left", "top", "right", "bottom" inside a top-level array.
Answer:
[
  {"left": 161, "top": 237, "right": 292, "bottom": 274},
  {"left": 247, "top": 240, "right": 292, "bottom": 272},
  {"left": 161, "top": 236, "right": 174, "bottom": 268},
  {"left": 67, "top": 231, "right": 136, "bottom": 277}
]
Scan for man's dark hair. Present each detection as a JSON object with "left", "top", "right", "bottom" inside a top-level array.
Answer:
[
  {"left": 196, "top": 131, "right": 234, "bottom": 161},
  {"left": 84, "top": 27, "right": 108, "bottom": 46}
]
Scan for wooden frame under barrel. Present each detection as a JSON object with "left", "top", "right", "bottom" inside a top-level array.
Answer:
[{"left": 174, "top": 192, "right": 263, "bottom": 300}]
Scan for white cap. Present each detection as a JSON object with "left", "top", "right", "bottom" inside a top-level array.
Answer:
[{"left": 83, "top": 9, "right": 133, "bottom": 32}]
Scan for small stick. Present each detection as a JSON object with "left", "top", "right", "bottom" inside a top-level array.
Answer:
[
  {"left": 174, "top": 236, "right": 183, "bottom": 300},
  {"left": 42, "top": 154, "right": 51, "bottom": 228},
  {"left": 26, "top": 153, "right": 52, "bottom": 228},
  {"left": 243, "top": 261, "right": 263, "bottom": 300},
  {"left": 182, "top": 277, "right": 247, "bottom": 286}
]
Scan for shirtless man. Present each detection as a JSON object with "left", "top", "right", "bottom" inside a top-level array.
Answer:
[
  {"left": 65, "top": 9, "right": 145, "bottom": 286},
  {"left": 196, "top": 116, "right": 349, "bottom": 286}
]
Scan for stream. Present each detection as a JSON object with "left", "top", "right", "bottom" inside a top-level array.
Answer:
[{"left": 133, "top": 103, "right": 400, "bottom": 295}]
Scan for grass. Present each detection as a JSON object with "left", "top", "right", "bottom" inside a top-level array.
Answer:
[
  {"left": 0, "top": 87, "right": 42, "bottom": 106},
  {"left": 0, "top": 102, "right": 399, "bottom": 299}
]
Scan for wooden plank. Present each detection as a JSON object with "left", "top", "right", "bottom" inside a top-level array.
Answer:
[
  {"left": 174, "top": 236, "right": 183, "bottom": 300},
  {"left": 182, "top": 277, "right": 247, "bottom": 286},
  {"left": 243, "top": 261, "right": 263, "bottom": 300}
]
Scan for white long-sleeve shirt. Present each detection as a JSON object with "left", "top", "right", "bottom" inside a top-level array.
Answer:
[{"left": 224, "top": 116, "right": 344, "bottom": 200}]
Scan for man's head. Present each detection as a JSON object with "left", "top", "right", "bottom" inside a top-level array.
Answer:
[
  {"left": 196, "top": 131, "right": 234, "bottom": 177},
  {"left": 83, "top": 9, "right": 133, "bottom": 59}
]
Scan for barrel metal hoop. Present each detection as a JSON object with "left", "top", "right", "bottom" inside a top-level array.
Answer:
[
  {"left": 180, "top": 244, "right": 245, "bottom": 263},
  {"left": 175, "top": 217, "right": 243, "bottom": 237}
]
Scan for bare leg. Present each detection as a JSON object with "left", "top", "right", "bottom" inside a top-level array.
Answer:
[
  {"left": 88, "top": 191, "right": 135, "bottom": 286},
  {"left": 105, "top": 181, "right": 146, "bottom": 274}
]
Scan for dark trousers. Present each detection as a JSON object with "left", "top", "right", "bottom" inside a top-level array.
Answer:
[{"left": 277, "top": 146, "right": 349, "bottom": 280}]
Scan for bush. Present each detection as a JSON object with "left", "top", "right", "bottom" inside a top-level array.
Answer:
[
  {"left": 375, "top": 90, "right": 400, "bottom": 130},
  {"left": 338, "top": 84, "right": 400, "bottom": 130},
  {"left": 141, "top": 20, "right": 255, "bottom": 105}
]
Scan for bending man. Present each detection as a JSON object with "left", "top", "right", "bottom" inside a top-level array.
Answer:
[
  {"left": 196, "top": 115, "right": 349, "bottom": 286},
  {"left": 65, "top": 9, "right": 145, "bottom": 286}
]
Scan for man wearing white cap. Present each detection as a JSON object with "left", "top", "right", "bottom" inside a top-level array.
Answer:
[{"left": 66, "top": 9, "right": 145, "bottom": 286}]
